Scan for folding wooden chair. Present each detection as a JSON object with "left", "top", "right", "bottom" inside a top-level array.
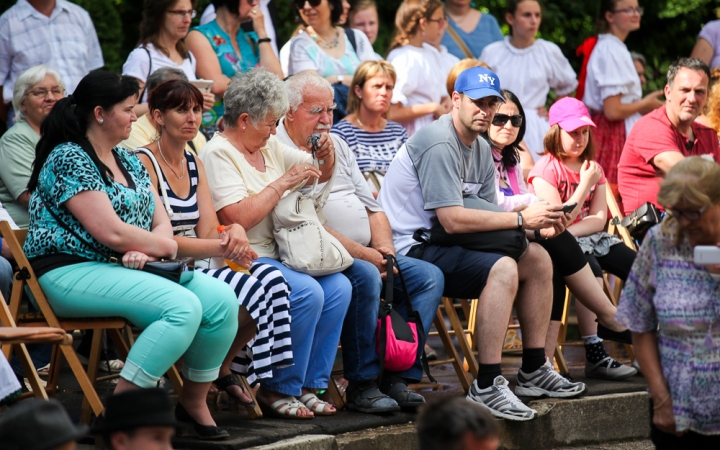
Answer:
[
  {"left": 552, "top": 185, "right": 636, "bottom": 373},
  {"left": 0, "top": 221, "right": 184, "bottom": 422}
]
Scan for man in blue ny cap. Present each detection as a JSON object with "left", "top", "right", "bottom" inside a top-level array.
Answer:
[{"left": 379, "top": 67, "right": 587, "bottom": 421}]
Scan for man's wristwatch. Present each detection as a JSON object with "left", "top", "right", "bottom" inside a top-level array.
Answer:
[
  {"left": 517, "top": 211, "right": 523, "bottom": 230},
  {"left": 336, "top": 75, "right": 344, "bottom": 85}
]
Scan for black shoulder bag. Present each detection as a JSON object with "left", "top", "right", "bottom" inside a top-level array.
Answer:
[
  {"left": 610, "top": 202, "right": 661, "bottom": 243},
  {"left": 38, "top": 195, "right": 193, "bottom": 283}
]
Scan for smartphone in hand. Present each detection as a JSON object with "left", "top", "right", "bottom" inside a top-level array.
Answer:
[
  {"left": 561, "top": 202, "right": 578, "bottom": 213},
  {"left": 694, "top": 246, "right": 720, "bottom": 265}
]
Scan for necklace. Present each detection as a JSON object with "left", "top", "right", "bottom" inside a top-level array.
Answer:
[
  {"left": 311, "top": 29, "right": 340, "bottom": 49},
  {"left": 157, "top": 138, "right": 185, "bottom": 180}
]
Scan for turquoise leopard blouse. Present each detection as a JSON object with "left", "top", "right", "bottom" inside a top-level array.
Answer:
[{"left": 24, "top": 143, "right": 155, "bottom": 263}]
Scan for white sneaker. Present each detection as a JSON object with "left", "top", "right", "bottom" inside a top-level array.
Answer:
[
  {"left": 99, "top": 359, "right": 124, "bottom": 373},
  {"left": 466, "top": 376, "right": 538, "bottom": 421},
  {"left": 516, "top": 359, "right": 587, "bottom": 398}
]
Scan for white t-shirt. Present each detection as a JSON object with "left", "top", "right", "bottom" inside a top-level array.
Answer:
[
  {"left": 274, "top": 120, "right": 382, "bottom": 246},
  {"left": 0, "top": 201, "right": 19, "bottom": 230},
  {"left": 287, "top": 29, "right": 378, "bottom": 77},
  {"left": 582, "top": 33, "right": 643, "bottom": 137},
  {"left": 122, "top": 43, "right": 197, "bottom": 103},
  {"left": 387, "top": 43, "right": 449, "bottom": 137},
  {"left": 199, "top": 133, "right": 312, "bottom": 259},
  {"left": 480, "top": 37, "right": 578, "bottom": 160}
]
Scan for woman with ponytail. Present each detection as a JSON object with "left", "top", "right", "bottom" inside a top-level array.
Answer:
[
  {"left": 577, "top": 0, "right": 663, "bottom": 202},
  {"left": 24, "top": 71, "right": 240, "bottom": 440},
  {"left": 386, "top": 0, "right": 452, "bottom": 136}
]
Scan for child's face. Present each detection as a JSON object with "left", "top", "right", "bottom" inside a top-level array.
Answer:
[{"left": 560, "top": 125, "right": 590, "bottom": 159}]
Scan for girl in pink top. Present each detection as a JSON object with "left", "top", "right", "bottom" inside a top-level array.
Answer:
[{"left": 529, "top": 97, "right": 637, "bottom": 375}]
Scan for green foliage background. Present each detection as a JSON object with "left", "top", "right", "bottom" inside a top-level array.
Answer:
[{"left": 0, "top": 0, "right": 718, "bottom": 94}]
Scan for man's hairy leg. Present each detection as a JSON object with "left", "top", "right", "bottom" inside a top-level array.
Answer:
[{"left": 475, "top": 257, "right": 518, "bottom": 364}]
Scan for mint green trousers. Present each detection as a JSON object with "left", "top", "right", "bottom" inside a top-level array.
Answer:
[{"left": 39, "top": 262, "right": 239, "bottom": 387}]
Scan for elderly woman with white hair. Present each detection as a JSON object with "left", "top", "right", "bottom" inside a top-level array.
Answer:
[
  {"left": 0, "top": 65, "right": 65, "bottom": 228},
  {"left": 200, "top": 68, "right": 352, "bottom": 419}
]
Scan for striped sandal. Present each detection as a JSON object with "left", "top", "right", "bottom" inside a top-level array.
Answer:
[{"left": 298, "top": 393, "right": 336, "bottom": 416}]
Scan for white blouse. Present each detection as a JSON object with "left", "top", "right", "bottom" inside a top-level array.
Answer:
[
  {"left": 387, "top": 43, "right": 449, "bottom": 136},
  {"left": 286, "top": 29, "right": 378, "bottom": 77},
  {"left": 122, "top": 43, "right": 197, "bottom": 103},
  {"left": 480, "top": 38, "right": 577, "bottom": 160},
  {"left": 582, "top": 33, "right": 643, "bottom": 137}
]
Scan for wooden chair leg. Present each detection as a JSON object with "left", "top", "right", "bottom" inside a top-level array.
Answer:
[
  {"left": 13, "top": 343, "right": 49, "bottom": 399},
  {"left": 166, "top": 365, "right": 183, "bottom": 396},
  {"left": 433, "top": 309, "right": 471, "bottom": 392},
  {"left": 326, "top": 376, "right": 345, "bottom": 412},
  {"left": 554, "top": 344, "right": 569, "bottom": 375},
  {"left": 442, "top": 297, "right": 478, "bottom": 379},
  {"left": 58, "top": 343, "right": 105, "bottom": 420},
  {"left": 81, "top": 328, "right": 104, "bottom": 423},
  {"left": 46, "top": 344, "right": 62, "bottom": 397}
]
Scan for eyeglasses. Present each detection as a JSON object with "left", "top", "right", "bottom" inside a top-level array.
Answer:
[
  {"left": 666, "top": 205, "right": 708, "bottom": 221},
  {"left": 612, "top": 6, "right": 644, "bottom": 16},
  {"left": 27, "top": 87, "right": 65, "bottom": 98},
  {"left": 294, "top": 0, "right": 322, "bottom": 9},
  {"left": 426, "top": 16, "right": 448, "bottom": 25},
  {"left": 167, "top": 9, "right": 196, "bottom": 19},
  {"left": 492, "top": 113, "right": 523, "bottom": 127}
]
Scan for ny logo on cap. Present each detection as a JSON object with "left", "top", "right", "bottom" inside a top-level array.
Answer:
[{"left": 478, "top": 74, "right": 496, "bottom": 85}]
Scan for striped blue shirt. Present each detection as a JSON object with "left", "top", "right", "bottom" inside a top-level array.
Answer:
[{"left": 331, "top": 119, "right": 408, "bottom": 174}]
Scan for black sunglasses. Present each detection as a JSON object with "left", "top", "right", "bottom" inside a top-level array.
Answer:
[
  {"left": 492, "top": 113, "right": 523, "bottom": 127},
  {"left": 294, "top": 0, "right": 322, "bottom": 8}
]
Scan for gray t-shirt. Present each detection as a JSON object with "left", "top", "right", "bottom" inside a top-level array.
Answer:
[{"left": 379, "top": 114, "right": 497, "bottom": 254}]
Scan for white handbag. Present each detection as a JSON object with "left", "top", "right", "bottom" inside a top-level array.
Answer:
[{"left": 271, "top": 159, "right": 353, "bottom": 276}]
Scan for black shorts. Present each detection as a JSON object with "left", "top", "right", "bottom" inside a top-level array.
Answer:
[{"left": 410, "top": 244, "right": 505, "bottom": 299}]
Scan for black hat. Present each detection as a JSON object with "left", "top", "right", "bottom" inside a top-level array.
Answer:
[
  {"left": 0, "top": 399, "right": 88, "bottom": 450},
  {"left": 90, "top": 388, "right": 178, "bottom": 434}
]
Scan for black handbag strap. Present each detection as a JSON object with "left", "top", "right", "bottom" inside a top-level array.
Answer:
[
  {"left": 138, "top": 46, "right": 152, "bottom": 103},
  {"left": 38, "top": 194, "right": 119, "bottom": 263}
]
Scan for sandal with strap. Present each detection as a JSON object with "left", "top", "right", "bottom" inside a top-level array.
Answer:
[
  {"left": 259, "top": 396, "right": 314, "bottom": 420},
  {"left": 298, "top": 393, "right": 336, "bottom": 416},
  {"left": 214, "top": 373, "right": 256, "bottom": 407}
]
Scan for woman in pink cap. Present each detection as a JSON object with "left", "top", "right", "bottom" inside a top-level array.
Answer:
[{"left": 529, "top": 97, "right": 638, "bottom": 373}]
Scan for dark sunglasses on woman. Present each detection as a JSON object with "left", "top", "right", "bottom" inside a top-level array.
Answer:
[
  {"left": 294, "top": 0, "right": 322, "bottom": 8},
  {"left": 492, "top": 114, "right": 523, "bottom": 127}
]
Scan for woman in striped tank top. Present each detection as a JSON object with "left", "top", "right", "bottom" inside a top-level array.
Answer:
[{"left": 136, "top": 79, "right": 293, "bottom": 407}]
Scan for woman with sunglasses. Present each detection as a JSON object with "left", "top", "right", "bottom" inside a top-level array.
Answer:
[
  {"left": 486, "top": 90, "right": 636, "bottom": 380},
  {"left": 617, "top": 157, "right": 720, "bottom": 448},
  {"left": 479, "top": 0, "right": 577, "bottom": 162},
  {"left": 123, "top": 0, "right": 214, "bottom": 118},
  {"left": 386, "top": 0, "right": 452, "bottom": 137},
  {"left": 576, "top": 0, "right": 663, "bottom": 203},
  {"left": 186, "top": 0, "right": 283, "bottom": 136}
]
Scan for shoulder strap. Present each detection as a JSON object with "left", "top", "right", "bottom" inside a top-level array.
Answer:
[
  {"left": 134, "top": 148, "right": 173, "bottom": 217},
  {"left": 138, "top": 46, "right": 153, "bottom": 102},
  {"left": 37, "top": 194, "right": 118, "bottom": 262},
  {"left": 344, "top": 27, "right": 357, "bottom": 54},
  {"left": 445, "top": 26, "right": 475, "bottom": 60}
]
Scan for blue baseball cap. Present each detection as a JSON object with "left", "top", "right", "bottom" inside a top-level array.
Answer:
[{"left": 454, "top": 67, "right": 505, "bottom": 102}]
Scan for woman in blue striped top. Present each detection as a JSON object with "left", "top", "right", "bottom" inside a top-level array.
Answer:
[
  {"left": 331, "top": 61, "right": 408, "bottom": 192},
  {"left": 135, "top": 79, "right": 293, "bottom": 407}
]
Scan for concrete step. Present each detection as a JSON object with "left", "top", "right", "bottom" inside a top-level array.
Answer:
[{"left": 242, "top": 392, "right": 650, "bottom": 450}]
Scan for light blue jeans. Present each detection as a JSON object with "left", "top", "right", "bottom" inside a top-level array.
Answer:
[
  {"left": 256, "top": 257, "right": 352, "bottom": 396},
  {"left": 0, "top": 255, "right": 11, "bottom": 303},
  {"left": 39, "top": 262, "right": 239, "bottom": 387}
]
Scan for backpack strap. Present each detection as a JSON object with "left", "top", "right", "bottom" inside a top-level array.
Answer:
[
  {"left": 138, "top": 46, "right": 152, "bottom": 103},
  {"left": 376, "top": 254, "right": 395, "bottom": 383},
  {"left": 344, "top": 27, "right": 357, "bottom": 54}
]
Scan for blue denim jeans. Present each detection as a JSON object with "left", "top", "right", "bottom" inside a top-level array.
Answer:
[
  {"left": 341, "top": 255, "right": 444, "bottom": 383},
  {"left": 257, "top": 258, "right": 352, "bottom": 396},
  {"left": 0, "top": 256, "right": 11, "bottom": 303}
]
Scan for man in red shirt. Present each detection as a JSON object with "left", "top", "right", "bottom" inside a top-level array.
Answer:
[{"left": 618, "top": 58, "right": 719, "bottom": 215}]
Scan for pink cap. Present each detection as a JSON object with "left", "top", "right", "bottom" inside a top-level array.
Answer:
[{"left": 548, "top": 97, "right": 596, "bottom": 132}]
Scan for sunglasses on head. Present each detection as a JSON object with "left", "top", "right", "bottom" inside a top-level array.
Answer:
[
  {"left": 492, "top": 114, "right": 523, "bottom": 127},
  {"left": 294, "top": 0, "right": 322, "bottom": 8}
]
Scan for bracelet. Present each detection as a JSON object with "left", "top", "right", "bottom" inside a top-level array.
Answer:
[
  {"left": 257, "top": 37, "right": 272, "bottom": 44},
  {"left": 268, "top": 184, "right": 282, "bottom": 199},
  {"left": 653, "top": 395, "right": 671, "bottom": 410}
]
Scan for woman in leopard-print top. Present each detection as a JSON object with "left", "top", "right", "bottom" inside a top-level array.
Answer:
[{"left": 24, "top": 70, "right": 238, "bottom": 440}]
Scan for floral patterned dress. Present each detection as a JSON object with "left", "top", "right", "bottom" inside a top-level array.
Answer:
[
  {"left": 191, "top": 20, "right": 260, "bottom": 134},
  {"left": 616, "top": 222, "right": 720, "bottom": 435}
]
